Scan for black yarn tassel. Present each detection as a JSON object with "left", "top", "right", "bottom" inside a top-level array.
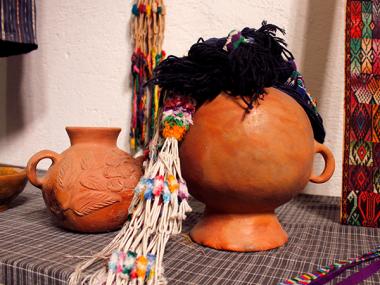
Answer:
[{"left": 152, "top": 21, "right": 295, "bottom": 108}]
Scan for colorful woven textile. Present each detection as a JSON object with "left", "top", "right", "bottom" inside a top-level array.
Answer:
[
  {"left": 342, "top": 0, "right": 380, "bottom": 227},
  {"left": 0, "top": 0, "right": 37, "bottom": 56},
  {"left": 129, "top": 0, "right": 166, "bottom": 154}
]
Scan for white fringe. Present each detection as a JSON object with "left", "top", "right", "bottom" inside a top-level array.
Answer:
[{"left": 69, "top": 137, "right": 191, "bottom": 285}]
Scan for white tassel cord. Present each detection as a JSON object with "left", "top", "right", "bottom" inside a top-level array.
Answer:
[{"left": 69, "top": 136, "right": 192, "bottom": 285}]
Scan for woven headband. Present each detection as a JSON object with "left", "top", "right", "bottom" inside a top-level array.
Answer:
[{"left": 223, "top": 30, "right": 254, "bottom": 52}]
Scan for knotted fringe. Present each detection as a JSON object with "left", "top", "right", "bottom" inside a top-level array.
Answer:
[{"left": 69, "top": 96, "right": 194, "bottom": 285}]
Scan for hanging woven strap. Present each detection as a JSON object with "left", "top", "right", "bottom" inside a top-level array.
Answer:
[{"left": 130, "top": 0, "right": 166, "bottom": 154}]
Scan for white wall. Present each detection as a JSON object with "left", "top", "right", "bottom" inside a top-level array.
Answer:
[{"left": 0, "top": 0, "right": 345, "bottom": 196}]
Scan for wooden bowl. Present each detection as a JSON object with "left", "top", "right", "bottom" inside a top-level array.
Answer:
[{"left": 0, "top": 166, "right": 28, "bottom": 212}]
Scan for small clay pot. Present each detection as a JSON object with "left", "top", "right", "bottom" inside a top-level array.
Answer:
[
  {"left": 0, "top": 166, "right": 28, "bottom": 212},
  {"left": 26, "top": 127, "right": 143, "bottom": 233},
  {"left": 180, "top": 88, "right": 335, "bottom": 251}
]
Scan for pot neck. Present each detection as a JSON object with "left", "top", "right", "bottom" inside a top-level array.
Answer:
[{"left": 66, "top": 127, "right": 121, "bottom": 146}]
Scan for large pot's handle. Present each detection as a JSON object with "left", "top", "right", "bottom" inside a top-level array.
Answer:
[
  {"left": 309, "top": 142, "right": 335, "bottom": 184},
  {"left": 26, "top": 150, "right": 61, "bottom": 189}
]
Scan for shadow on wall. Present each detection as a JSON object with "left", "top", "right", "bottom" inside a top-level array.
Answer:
[
  {"left": 295, "top": 0, "right": 342, "bottom": 196},
  {"left": 4, "top": 56, "right": 25, "bottom": 136},
  {"left": 0, "top": 50, "right": 46, "bottom": 141},
  {"left": 0, "top": 59, "right": 6, "bottom": 138},
  {"left": 0, "top": 56, "right": 26, "bottom": 139},
  {"left": 297, "top": 0, "right": 338, "bottom": 104}
]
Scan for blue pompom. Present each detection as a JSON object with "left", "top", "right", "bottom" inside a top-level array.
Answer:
[{"left": 132, "top": 4, "right": 139, "bottom": 16}]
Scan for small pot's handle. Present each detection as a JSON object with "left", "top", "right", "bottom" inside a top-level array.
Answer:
[
  {"left": 309, "top": 142, "right": 335, "bottom": 184},
  {"left": 26, "top": 150, "right": 61, "bottom": 189}
]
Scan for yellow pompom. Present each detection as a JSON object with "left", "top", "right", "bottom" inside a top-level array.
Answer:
[
  {"left": 136, "top": 256, "right": 148, "bottom": 278},
  {"left": 148, "top": 268, "right": 155, "bottom": 280},
  {"left": 146, "top": 4, "right": 151, "bottom": 16},
  {"left": 167, "top": 174, "right": 179, "bottom": 192}
]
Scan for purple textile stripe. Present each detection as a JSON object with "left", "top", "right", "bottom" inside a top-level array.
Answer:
[
  {"left": 336, "top": 260, "right": 380, "bottom": 285},
  {"left": 308, "top": 255, "right": 380, "bottom": 285}
]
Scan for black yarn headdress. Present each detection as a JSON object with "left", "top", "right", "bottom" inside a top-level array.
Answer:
[{"left": 152, "top": 21, "right": 326, "bottom": 143}]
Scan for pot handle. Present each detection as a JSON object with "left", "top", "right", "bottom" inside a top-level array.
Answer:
[
  {"left": 309, "top": 142, "right": 335, "bottom": 184},
  {"left": 26, "top": 150, "right": 61, "bottom": 189}
]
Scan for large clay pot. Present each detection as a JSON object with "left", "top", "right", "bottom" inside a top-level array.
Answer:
[
  {"left": 180, "top": 88, "right": 335, "bottom": 251},
  {"left": 26, "top": 127, "right": 143, "bottom": 233}
]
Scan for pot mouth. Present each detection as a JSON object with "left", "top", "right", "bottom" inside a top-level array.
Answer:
[
  {"left": 65, "top": 126, "right": 121, "bottom": 132},
  {"left": 65, "top": 126, "right": 122, "bottom": 146}
]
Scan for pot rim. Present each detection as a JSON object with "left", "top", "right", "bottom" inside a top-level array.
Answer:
[
  {"left": 65, "top": 126, "right": 122, "bottom": 132},
  {"left": 0, "top": 166, "right": 27, "bottom": 179}
]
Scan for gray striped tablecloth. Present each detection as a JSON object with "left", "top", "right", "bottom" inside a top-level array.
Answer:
[{"left": 1, "top": 183, "right": 380, "bottom": 285}]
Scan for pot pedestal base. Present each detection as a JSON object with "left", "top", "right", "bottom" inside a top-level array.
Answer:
[{"left": 190, "top": 210, "right": 288, "bottom": 252}]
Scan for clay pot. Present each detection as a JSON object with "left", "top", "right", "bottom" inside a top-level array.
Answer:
[
  {"left": 180, "top": 88, "right": 335, "bottom": 252},
  {"left": 26, "top": 127, "right": 143, "bottom": 233},
  {"left": 0, "top": 166, "right": 28, "bottom": 212}
]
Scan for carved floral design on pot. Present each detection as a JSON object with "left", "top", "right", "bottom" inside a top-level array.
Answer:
[{"left": 27, "top": 127, "right": 143, "bottom": 233}]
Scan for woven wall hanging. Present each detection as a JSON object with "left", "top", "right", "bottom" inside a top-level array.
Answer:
[
  {"left": 130, "top": 0, "right": 166, "bottom": 154},
  {"left": 342, "top": 0, "right": 380, "bottom": 227}
]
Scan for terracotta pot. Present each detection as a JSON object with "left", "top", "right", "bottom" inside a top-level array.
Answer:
[
  {"left": 180, "top": 88, "right": 335, "bottom": 251},
  {"left": 26, "top": 127, "right": 143, "bottom": 233},
  {"left": 0, "top": 166, "right": 28, "bottom": 212}
]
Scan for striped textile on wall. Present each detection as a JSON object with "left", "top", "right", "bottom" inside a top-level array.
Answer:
[{"left": 0, "top": 0, "right": 37, "bottom": 56}]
